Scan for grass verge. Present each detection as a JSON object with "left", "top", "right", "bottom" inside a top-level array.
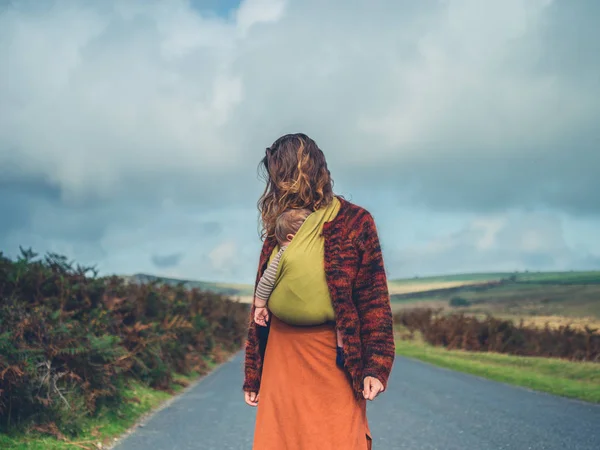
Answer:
[
  {"left": 0, "top": 364, "right": 217, "bottom": 450},
  {"left": 396, "top": 336, "right": 600, "bottom": 403}
]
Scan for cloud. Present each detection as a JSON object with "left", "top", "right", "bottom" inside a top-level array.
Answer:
[
  {"left": 1, "top": 0, "right": 599, "bottom": 280},
  {"left": 208, "top": 240, "right": 237, "bottom": 270},
  {"left": 2, "top": 0, "right": 599, "bottom": 212},
  {"left": 205, "top": 239, "right": 252, "bottom": 281},
  {"left": 151, "top": 252, "right": 183, "bottom": 268},
  {"left": 235, "top": 0, "right": 285, "bottom": 35},
  {"left": 388, "top": 210, "right": 597, "bottom": 278}
]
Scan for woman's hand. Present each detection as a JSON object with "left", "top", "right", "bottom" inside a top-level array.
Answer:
[
  {"left": 363, "top": 376, "right": 384, "bottom": 401},
  {"left": 254, "top": 306, "right": 270, "bottom": 327},
  {"left": 244, "top": 391, "right": 259, "bottom": 407}
]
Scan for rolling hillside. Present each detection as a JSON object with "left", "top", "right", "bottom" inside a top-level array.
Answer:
[
  {"left": 122, "top": 273, "right": 255, "bottom": 297},
  {"left": 389, "top": 271, "right": 600, "bottom": 326},
  {"left": 123, "top": 271, "right": 600, "bottom": 318},
  {"left": 388, "top": 270, "right": 600, "bottom": 293}
]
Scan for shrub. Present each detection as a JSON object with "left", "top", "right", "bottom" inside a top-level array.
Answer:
[
  {"left": 394, "top": 307, "right": 600, "bottom": 362},
  {"left": 0, "top": 248, "right": 249, "bottom": 434},
  {"left": 449, "top": 296, "right": 471, "bottom": 307}
]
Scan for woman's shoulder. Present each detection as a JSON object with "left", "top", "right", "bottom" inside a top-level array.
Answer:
[
  {"left": 336, "top": 196, "right": 374, "bottom": 224},
  {"left": 332, "top": 197, "right": 379, "bottom": 245}
]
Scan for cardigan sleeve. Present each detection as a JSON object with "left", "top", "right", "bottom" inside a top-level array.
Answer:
[
  {"left": 243, "top": 238, "right": 274, "bottom": 392},
  {"left": 353, "top": 212, "right": 395, "bottom": 390},
  {"left": 243, "top": 306, "right": 262, "bottom": 392}
]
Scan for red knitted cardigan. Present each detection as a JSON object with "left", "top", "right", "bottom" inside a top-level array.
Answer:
[{"left": 243, "top": 196, "right": 395, "bottom": 399}]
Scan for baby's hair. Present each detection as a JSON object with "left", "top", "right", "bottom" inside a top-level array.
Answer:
[{"left": 275, "top": 208, "right": 312, "bottom": 244}]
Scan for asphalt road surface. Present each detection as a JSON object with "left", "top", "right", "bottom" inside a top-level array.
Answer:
[{"left": 112, "top": 352, "right": 600, "bottom": 450}]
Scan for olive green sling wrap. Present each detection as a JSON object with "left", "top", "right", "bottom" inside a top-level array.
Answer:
[{"left": 267, "top": 197, "right": 341, "bottom": 326}]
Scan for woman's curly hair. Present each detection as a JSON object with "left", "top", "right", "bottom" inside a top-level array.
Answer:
[{"left": 258, "top": 133, "right": 334, "bottom": 240}]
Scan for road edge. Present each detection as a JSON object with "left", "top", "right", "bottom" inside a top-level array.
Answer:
[
  {"left": 107, "top": 350, "right": 243, "bottom": 449},
  {"left": 395, "top": 354, "right": 600, "bottom": 407}
]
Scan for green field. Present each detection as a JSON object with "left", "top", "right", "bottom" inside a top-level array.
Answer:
[
  {"left": 389, "top": 271, "right": 600, "bottom": 285},
  {"left": 390, "top": 271, "right": 600, "bottom": 322},
  {"left": 393, "top": 283, "right": 600, "bottom": 317},
  {"left": 395, "top": 335, "right": 600, "bottom": 403},
  {"left": 392, "top": 272, "right": 600, "bottom": 404},
  {"left": 389, "top": 272, "right": 509, "bottom": 284},
  {"left": 507, "top": 271, "right": 600, "bottom": 284}
]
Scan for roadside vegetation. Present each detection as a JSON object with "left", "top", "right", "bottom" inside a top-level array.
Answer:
[
  {"left": 394, "top": 308, "right": 599, "bottom": 362},
  {"left": 395, "top": 331, "right": 600, "bottom": 403},
  {"left": 392, "top": 271, "right": 600, "bottom": 402},
  {"left": 390, "top": 271, "right": 600, "bottom": 325},
  {"left": 0, "top": 249, "right": 248, "bottom": 449}
]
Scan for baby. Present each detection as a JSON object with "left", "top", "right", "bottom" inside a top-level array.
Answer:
[{"left": 253, "top": 208, "right": 345, "bottom": 369}]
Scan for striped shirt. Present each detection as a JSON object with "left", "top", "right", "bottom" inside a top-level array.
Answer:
[{"left": 254, "top": 245, "right": 287, "bottom": 302}]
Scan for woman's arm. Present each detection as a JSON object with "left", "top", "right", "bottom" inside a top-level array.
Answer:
[
  {"left": 243, "top": 238, "right": 276, "bottom": 394},
  {"left": 254, "top": 247, "right": 284, "bottom": 305},
  {"left": 243, "top": 308, "right": 262, "bottom": 393},
  {"left": 353, "top": 212, "right": 395, "bottom": 391}
]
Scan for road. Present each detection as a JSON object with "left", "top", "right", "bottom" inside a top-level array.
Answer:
[{"left": 112, "top": 352, "right": 600, "bottom": 450}]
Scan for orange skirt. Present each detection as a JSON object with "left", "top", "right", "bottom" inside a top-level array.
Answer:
[{"left": 253, "top": 315, "right": 372, "bottom": 450}]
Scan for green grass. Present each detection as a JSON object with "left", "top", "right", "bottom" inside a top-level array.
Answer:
[
  {"left": 462, "top": 283, "right": 600, "bottom": 318},
  {"left": 514, "top": 271, "right": 600, "bottom": 284},
  {"left": 389, "top": 271, "right": 600, "bottom": 285},
  {"left": 392, "top": 281, "right": 600, "bottom": 319},
  {"left": 396, "top": 337, "right": 600, "bottom": 403},
  {"left": 390, "top": 272, "right": 508, "bottom": 284},
  {"left": 0, "top": 369, "right": 213, "bottom": 450}
]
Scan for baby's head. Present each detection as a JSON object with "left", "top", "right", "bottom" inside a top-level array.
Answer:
[{"left": 275, "top": 208, "right": 312, "bottom": 246}]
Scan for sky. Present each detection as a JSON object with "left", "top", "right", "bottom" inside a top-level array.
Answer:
[{"left": 1, "top": 0, "right": 599, "bottom": 284}]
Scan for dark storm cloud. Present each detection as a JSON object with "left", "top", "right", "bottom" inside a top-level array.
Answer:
[
  {"left": 0, "top": 176, "right": 60, "bottom": 237},
  {"left": 0, "top": 174, "right": 113, "bottom": 246},
  {"left": 344, "top": 145, "right": 600, "bottom": 216},
  {"left": 0, "top": 161, "right": 259, "bottom": 250}
]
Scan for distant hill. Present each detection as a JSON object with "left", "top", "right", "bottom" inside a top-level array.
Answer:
[
  {"left": 389, "top": 271, "right": 600, "bottom": 285},
  {"left": 121, "top": 270, "right": 600, "bottom": 302},
  {"left": 388, "top": 271, "right": 600, "bottom": 295},
  {"left": 389, "top": 270, "right": 600, "bottom": 321},
  {"left": 122, "top": 273, "right": 254, "bottom": 297}
]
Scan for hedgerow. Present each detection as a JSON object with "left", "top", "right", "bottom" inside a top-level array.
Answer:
[
  {"left": 394, "top": 308, "right": 600, "bottom": 362},
  {"left": 0, "top": 248, "right": 248, "bottom": 436}
]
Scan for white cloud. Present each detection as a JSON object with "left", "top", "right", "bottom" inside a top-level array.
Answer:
[
  {"left": 389, "top": 210, "right": 594, "bottom": 277},
  {"left": 208, "top": 240, "right": 237, "bottom": 271},
  {"left": 0, "top": 1, "right": 246, "bottom": 201},
  {"left": 358, "top": 0, "right": 590, "bottom": 160},
  {"left": 472, "top": 218, "right": 506, "bottom": 251},
  {"left": 2, "top": 0, "right": 599, "bottom": 211},
  {"left": 235, "top": 0, "right": 286, "bottom": 36}
]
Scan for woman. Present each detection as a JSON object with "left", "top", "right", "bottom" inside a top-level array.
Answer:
[{"left": 243, "top": 133, "right": 395, "bottom": 449}]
